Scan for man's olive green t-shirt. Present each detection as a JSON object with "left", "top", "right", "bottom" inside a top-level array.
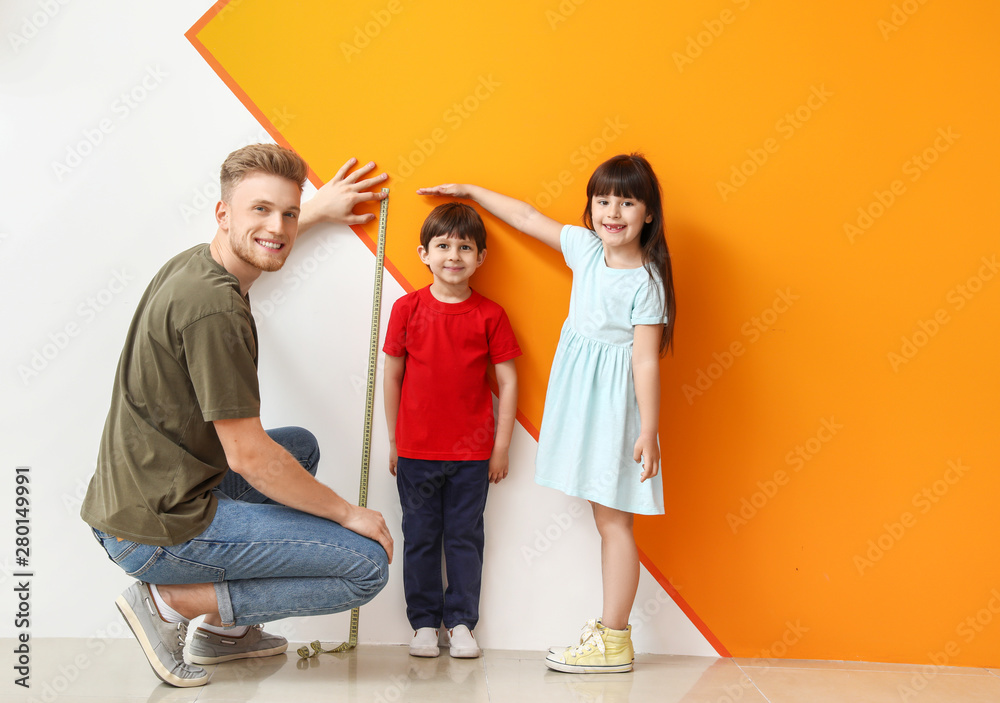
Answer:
[{"left": 81, "top": 244, "right": 260, "bottom": 546}]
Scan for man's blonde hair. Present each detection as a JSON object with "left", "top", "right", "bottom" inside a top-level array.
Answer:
[{"left": 219, "top": 143, "right": 308, "bottom": 202}]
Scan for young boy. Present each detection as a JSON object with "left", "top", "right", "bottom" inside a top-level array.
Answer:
[{"left": 383, "top": 202, "right": 520, "bottom": 658}]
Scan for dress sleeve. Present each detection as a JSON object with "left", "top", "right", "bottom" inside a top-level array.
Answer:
[
  {"left": 560, "top": 224, "right": 585, "bottom": 269},
  {"left": 631, "top": 275, "right": 667, "bottom": 326},
  {"left": 182, "top": 312, "right": 261, "bottom": 421}
]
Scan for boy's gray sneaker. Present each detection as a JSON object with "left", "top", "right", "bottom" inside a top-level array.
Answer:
[
  {"left": 187, "top": 624, "right": 288, "bottom": 665},
  {"left": 115, "top": 581, "right": 210, "bottom": 688}
]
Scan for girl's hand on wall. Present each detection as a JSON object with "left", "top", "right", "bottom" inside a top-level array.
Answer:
[{"left": 416, "top": 184, "right": 472, "bottom": 199}]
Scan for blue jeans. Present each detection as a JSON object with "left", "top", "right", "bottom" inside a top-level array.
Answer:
[
  {"left": 395, "top": 457, "right": 489, "bottom": 630},
  {"left": 93, "top": 427, "right": 389, "bottom": 626}
]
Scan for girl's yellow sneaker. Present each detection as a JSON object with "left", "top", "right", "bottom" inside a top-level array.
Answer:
[{"left": 544, "top": 620, "right": 634, "bottom": 673}]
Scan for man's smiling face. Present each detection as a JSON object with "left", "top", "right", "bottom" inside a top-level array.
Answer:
[{"left": 219, "top": 171, "right": 302, "bottom": 273}]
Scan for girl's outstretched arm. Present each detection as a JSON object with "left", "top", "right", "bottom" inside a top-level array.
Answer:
[
  {"left": 632, "top": 324, "right": 662, "bottom": 482},
  {"left": 417, "top": 184, "right": 563, "bottom": 251}
]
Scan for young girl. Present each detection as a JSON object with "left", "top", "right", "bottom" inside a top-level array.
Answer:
[{"left": 417, "top": 154, "right": 675, "bottom": 674}]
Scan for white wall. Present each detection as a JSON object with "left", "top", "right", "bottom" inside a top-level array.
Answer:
[{"left": 0, "top": 0, "right": 715, "bottom": 656}]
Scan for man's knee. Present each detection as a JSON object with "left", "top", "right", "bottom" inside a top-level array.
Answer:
[
  {"left": 353, "top": 547, "right": 390, "bottom": 603},
  {"left": 268, "top": 426, "right": 320, "bottom": 475}
]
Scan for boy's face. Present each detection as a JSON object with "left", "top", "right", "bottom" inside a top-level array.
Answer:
[
  {"left": 418, "top": 233, "right": 486, "bottom": 287},
  {"left": 417, "top": 233, "right": 486, "bottom": 285}
]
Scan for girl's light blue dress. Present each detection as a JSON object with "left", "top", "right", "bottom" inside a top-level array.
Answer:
[{"left": 534, "top": 225, "right": 666, "bottom": 515}]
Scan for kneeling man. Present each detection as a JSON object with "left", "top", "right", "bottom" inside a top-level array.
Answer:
[{"left": 81, "top": 144, "right": 393, "bottom": 687}]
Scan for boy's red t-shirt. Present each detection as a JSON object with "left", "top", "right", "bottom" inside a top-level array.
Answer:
[{"left": 383, "top": 286, "right": 521, "bottom": 461}]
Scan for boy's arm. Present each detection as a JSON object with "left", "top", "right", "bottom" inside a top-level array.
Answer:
[
  {"left": 297, "top": 158, "right": 389, "bottom": 234},
  {"left": 383, "top": 353, "right": 405, "bottom": 476},
  {"left": 417, "top": 184, "right": 563, "bottom": 252},
  {"left": 488, "top": 359, "right": 518, "bottom": 484}
]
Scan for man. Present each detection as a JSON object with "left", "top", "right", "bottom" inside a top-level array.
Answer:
[{"left": 81, "top": 144, "right": 393, "bottom": 688}]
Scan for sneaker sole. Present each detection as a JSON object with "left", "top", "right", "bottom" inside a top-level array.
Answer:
[
  {"left": 543, "top": 655, "right": 634, "bottom": 674},
  {"left": 449, "top": 648, "right": 481, "bottom": 658},
  {"left": 115, "top": 594, "right": 210, "bottom": 688},
  {"left": 409, "top": 646, "right": 441, "bottom": 657},
  {"left": 187, "top": 642, "right": 288, "bottom": 665}
]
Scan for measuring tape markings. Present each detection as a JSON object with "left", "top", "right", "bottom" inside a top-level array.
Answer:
[{"left": 298, "top": 188, "right": 389, "bottom": 659}]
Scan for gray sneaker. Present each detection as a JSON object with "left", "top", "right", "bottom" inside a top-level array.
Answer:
[
  {"left": 187, "top": 624, "right": 288, "bottom": 665},
  {"left": 115, "top": 582, "right": 210, "bottom": 687}
]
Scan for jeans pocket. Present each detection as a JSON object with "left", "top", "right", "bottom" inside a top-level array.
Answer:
[{"left": 96, "top": 530, "right": 144, "bottom": 565}]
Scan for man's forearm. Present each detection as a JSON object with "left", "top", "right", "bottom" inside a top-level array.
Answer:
[{"left": 238, "top": 443, "right": 353, "bottom": 523}]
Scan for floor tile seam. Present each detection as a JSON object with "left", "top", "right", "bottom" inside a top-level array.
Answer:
[
  {"left": 733, "top": 660, "right": 775, "bottom": 703},
  {"left": 738, "top": 664, "right": 1000, "bottom": 677}
]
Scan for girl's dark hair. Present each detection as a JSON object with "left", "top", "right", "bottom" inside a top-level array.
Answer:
[{"left": 583, "top": 153, "right": 676, "bottom": 355}]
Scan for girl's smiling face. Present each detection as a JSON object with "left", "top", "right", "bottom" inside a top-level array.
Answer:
[{"left": 591, "top": 193, "right": 652, "bottom": 258}]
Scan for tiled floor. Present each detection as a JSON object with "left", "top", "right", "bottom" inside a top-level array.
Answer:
[{"left": 2, "top": 639, "right": 998, "bottom": 702}]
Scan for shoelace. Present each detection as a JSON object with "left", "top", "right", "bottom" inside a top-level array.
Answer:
[
  {"left": 566, "top": 620, "right": 605, "bottom": 657},
  {"left": 174, "top": 621, "right": 189, "bottom": 648},
  {"left": 142, "top": 593, "right": 189, "bottom": 648}
]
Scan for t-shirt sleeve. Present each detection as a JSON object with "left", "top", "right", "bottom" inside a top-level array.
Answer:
[
  {"left": 488, "top": 307, "right": 522, "bottom": 364},
  {"left": 382, "top": 297, "right": 409, "bottom": 357},
  {"left": 631, "top": 276, "right": 668, "bottom": 326},
  {"left": 182, "top": 311, "right": 261, "bottom": 421}
]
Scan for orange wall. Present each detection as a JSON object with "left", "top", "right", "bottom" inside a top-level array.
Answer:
[{"left": 189, "top": 0, "right": 1000, "bottom": 666}]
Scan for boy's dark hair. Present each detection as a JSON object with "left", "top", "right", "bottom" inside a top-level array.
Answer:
[{"left": 420, "top": 203, "right": 487, "bottom": 252}]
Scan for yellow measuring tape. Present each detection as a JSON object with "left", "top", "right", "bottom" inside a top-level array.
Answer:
[{"left": 298, "top": 188, "right": 389, "bottom": 659}]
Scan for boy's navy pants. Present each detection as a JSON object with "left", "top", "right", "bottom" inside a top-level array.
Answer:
[{"left": 395, "top": 457, "right": 490, "bottom": 630}]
